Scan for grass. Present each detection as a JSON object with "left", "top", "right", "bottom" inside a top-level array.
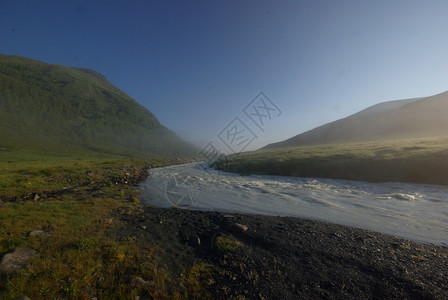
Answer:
[
  {"left": 181, "top": 263, "right": 215, "bottom": 298},
  {"left": 214, "top": 236, "right": 243, "bottom": 253},
  {"left": 0, "top": 149, "right": 155, "bottom": 197},
  {"left": 218, "top": 136, "right": 448, "bottom": 185},
  {"left": 0, "top": 53, "right": 199, "bottom": 298},
  {"left": 0, "top": 150, "right": 205, "bottom": 299},
  {"left": 0, "top": 53, "right": 197, "bottom": 157}
]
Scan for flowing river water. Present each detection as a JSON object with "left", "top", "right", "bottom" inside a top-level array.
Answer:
[{"left": 139, "top": 163, "right": 448, "bottom": 245}]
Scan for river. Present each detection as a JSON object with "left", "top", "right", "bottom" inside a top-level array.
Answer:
[{"left": 139, "top": 163, "right": 448, "bottom": 245}]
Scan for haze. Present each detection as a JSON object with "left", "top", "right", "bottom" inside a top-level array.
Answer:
[{"left": 2, "top": 0, "right": 448, "bottom": 151}]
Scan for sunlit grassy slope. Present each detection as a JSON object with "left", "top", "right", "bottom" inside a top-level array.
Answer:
[
  {"left": 264, "top": 91, "right": 448, "bottom": 149},
  {"left": 0, "top": 54, "right": 196, "bottom": 157},
  {"left": 219, "top": 136, "right": 448, "bottom": 185}
]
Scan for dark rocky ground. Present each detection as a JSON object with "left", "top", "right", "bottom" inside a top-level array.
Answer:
[{"left": 111, "top": 205, "right": 448, "bottom": 299}]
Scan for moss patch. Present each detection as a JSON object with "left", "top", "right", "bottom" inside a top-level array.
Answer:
[{"left": 214, "top": 236, "right": 243, "bottom": 253}]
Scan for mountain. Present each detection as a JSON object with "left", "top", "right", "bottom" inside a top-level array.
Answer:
[
  {"left": 0, "top": 54, "right": 196, "bottom": 156},
  {"left": 263, "top": 91, "right": 448, "bottom": 149}
]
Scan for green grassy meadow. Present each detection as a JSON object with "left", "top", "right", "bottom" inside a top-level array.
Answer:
[
  {"left": 0, "top": 150, "right": 206, "bottom": 299},
  {"left": 219, "top": 136, "right": 448, "bottom": 185}
]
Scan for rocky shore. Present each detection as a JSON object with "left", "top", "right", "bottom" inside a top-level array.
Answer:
[{"left": 111, "top": 205, "right": 448, "bottom": 299}]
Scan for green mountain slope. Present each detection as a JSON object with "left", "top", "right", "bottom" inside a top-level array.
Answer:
[{"left": 0, "top": 54, "right": 196, "bottom": 157}]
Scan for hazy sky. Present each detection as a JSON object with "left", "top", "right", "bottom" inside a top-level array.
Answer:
[{"left": 2, "top": 0, "right": 448, "bottom": 152}]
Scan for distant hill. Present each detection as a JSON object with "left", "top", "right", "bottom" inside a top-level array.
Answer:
[
  {"left": 263, "top": 91, "right": 448, "bottom": 149},
  {"left": 0, "top": 54, "right": 196, "bottom": 157}
]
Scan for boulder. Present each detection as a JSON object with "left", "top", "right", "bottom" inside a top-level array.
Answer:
[{"left": 0, "top": 248, "right": 38, "bottom": 275}]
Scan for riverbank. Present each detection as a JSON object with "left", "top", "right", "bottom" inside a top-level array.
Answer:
[
  {"left": 140, "top": 162, "right": 448, "bottom": 246},
  {"left": 217, "top": 137, "right": 448, "bottom": 186},
  {"left": 112, "top": 206, "right": 448, "bottom": 299}
]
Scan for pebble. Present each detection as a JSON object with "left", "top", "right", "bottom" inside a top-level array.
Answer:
[
  {"left": 227, "top": 223, "right": 249, "bottom": 233},
  {"left": 131, "top": 276, "right": 154, "bottom": 288}
]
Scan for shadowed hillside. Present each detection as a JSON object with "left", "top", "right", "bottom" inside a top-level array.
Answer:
[
  {"left": 0, "top": 54, "right": 196, "bottom": 157},
  {"left": 264, "top": 91, "right": 448, "bottom": 149}
]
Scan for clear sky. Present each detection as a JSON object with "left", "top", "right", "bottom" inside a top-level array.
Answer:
[{"left": 2, "top": 0, "right": 448, "bottom": 152}]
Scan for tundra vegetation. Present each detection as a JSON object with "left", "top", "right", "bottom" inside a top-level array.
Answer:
[
  {"left": 218, "top": 136, "right": 448, "bottom": 185},
  {"left": 0, "top": 150, "right": 211, "bottom": 299}
]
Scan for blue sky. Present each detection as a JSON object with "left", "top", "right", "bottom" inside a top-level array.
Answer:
[{"left": 2, "top": 0, "right": 448, "bottom": 151}]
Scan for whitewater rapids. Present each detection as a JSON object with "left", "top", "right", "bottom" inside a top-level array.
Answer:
[{"left": 139, "top": 163, "right": 448, "bottom": 245}]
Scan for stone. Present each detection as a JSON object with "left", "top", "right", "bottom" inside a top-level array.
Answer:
[
  {"left": 33, "top": 194, "right": 40, "bottom": 201},
  {"left": 29, "top": 230, "right": 44, "bottom": 237},
  {"left": 0, "top": 248, "right": 38, "bottom": 275},
  {"left": 131, "top": 276, "right": 154, "bottom": 288},
  {"left": 227, "top": 223, "right": 248, "bottom": 233}
]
